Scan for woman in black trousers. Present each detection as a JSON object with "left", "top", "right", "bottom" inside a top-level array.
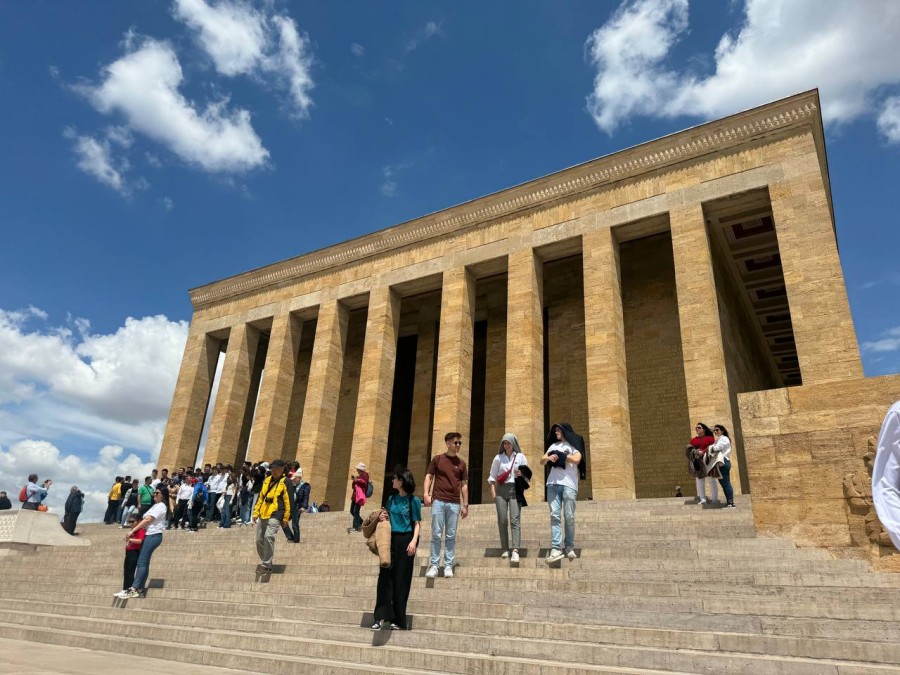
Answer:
[{"left": 372, "top": 467, "right": 421, "bottom": 631}]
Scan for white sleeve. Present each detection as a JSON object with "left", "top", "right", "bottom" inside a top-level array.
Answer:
[
  {"left": 487, "top": 456, "right": 500, "bottom": 483},
  {"left": 873, "top": 404, "right": 900, "bottom": 551}
]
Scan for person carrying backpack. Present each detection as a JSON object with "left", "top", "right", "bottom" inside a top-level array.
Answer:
[
  {"left": 22, "top": 474, "right": 50, "bottom": 511},
  {"left": 348, "top": 462, "right": 370, "bottom": 533}
]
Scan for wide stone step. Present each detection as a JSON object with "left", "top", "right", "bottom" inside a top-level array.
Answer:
[{"left": 1, "top": 610, "right": 897, "bottom": 674}]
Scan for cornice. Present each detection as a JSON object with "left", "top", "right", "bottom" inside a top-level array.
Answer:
[{"left": 190, "top": 91, "right": 822, "bottom": 308}]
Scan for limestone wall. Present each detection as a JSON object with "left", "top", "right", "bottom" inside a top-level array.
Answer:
[{"left": 739, "top": 375, "right": 900, "bottom": 570}]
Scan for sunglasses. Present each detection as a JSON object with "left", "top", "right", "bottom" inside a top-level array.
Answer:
[{"left": 451, "top": 441, "right": 462, "bottom": 446}]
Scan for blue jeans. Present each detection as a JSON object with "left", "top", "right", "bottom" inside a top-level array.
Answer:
[
  {"left": 547, "top": 484, "right": 577, "bottom": 551},
  {"left": 131, "top": 532, "right": 162, "bottom": 591},
  {"left": 429, "top": 500, "right": 460, "bottom": 568},
  {"left": 240, "top": 497, "right": 252, "bottom": 524},
  {"left": 718, "top": 460, "right": 735, "bottom": 503},
  {"left": 220, "top": 496, "right": 232, "bottom": 528}
]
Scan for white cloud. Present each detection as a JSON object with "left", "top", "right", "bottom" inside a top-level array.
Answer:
[
  {"left": 878, "top": 97, "right": 900, "bottom": 144},
  {"left": 161, "top": 196, "right": 175, "bottom": 210},
  {"left": 405, "top": 20, "right": 442, "bottom": 53},
  {"left": 0, "top": 440, "right": 155, "bottom": 523},
  {"left": 585, "top": 0, "right": 900, "bottom": 137},
  {"left": 172, "top": 0, "right": 314, "bottom": 118},
  {"left": 862, "top": 327, "right": 900, "bottom": 353},
  {"left": 64, "top": 129, "right": 130, "bottom": 195},
  {"left": 380, "top": 161, "right": 413, "bottom": 197},
  {"left": 350, "top": 42, "right": 365, "bottom": 57},
  {"left": 0, "top": 308, "right": 188, "bottom": 451},
  {"left": 77, "top": 37, "right": 269, "bottom": 173}
]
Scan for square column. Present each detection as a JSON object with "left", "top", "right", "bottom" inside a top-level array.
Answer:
[
  {"left": 296, "top": 301, "right": 350, "bottom": 503},
  {"left": 505, "top": 248, "right": 545, "bottom": 503},
  {"left": 246, "top": 313, "right": 301, "bottom": 463},
  {"left": 347, "top": 287, "right": 401, "bottom": 506},
  {"left": 407, "top": 317, "right": 437, "bottom": 489},
  {"left": 431, "top": 267, "right": 476, "bottom": 462},
  {"left": 583, "top": 228, "right": 635, "bottom": 499},
  {"left": 158, "top": 328, "right": 219, "bottom": 470},
  {"left": 482, "top": 315, "right": 507, "bottom": 499},
  {"left": 204, "top": 322, "right": 262, "bottom": 467},
  {"left": 671, "top": 204, "right": 741, "bottom": 494},
  {"left": 769, "top": 169, "right": 863, "bottom": 384}
]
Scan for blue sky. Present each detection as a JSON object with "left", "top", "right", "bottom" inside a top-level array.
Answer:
[{"left": 1, "top": 0, "right": 899, "bottom": 518}]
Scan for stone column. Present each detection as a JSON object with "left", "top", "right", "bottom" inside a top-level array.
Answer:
[
  {"left": 670, "top": 203, "right": 741, "bottom": 494},
  {"left": 347, "top": 287, "right": 401, "bottom": 506},
  {"left": 505, "top": 248, "right": 545, "bottom": 503},
  {"left": 296, "top": 301, "right": 349, "bottom": 503},
  {"left": 158, "top": 328, "right": 219, "bottom": 470},
  {"left": 482, "top": 315, "right": 507, "bottom": 499},
  {"left": 203, "top": 322, "right": 262, "bottom": 467},
  {"left": 246, "top": 313, "right": 300, "bottom": 463},
  {"left": 583, "top": 228, "right": 635, "bottom": 499},
  {"left": 769, "top": 162, "right": 863, "bottom": 384},
  {"left": 431, "top": 267, "right": 476, "bottom": 464},
  {"left": 407, "top": 318, "right": 437, "bottom": 490}
]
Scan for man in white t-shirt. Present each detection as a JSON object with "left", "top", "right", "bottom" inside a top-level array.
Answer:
[{"left": 540, "top": 423, "right": 583, "bottom": 564}]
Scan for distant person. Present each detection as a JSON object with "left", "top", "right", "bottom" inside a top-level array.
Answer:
[
  {"left": 189, "top": 477, "right": 208, "bottom": 532},
  {"left": 348, "top": 463, "right": 370, "bottom": 533},
  {"left": 710, "top": 424, "right": 735, "bottom": 508},
  {"left": 423, "top": 432, "right": 469, "bottom": 579},
  {"left": 318, "top": 501, "right": 330, "bottom": 512},
  {"left": 116, "top": 488, "right": 171, "bottom": 599},
  {"left": 0, "top": 491, "right": 11, "bottom": 510},
  {"left": 541, "top": 423, "right": 584, "bottom": 564},
  {"left": 284, "top": 469, "right": 310, "bottom": 543},
  {"left": 104, "top": 477, "right": 123, "bottom": 524},
  {"left": 687, "top": 423, "right": 719, "bottom": 505},
  {"left": 371, "top": 467, "right": 421, "bottom": 631},
  {"left": 251, "top": 459, "right": 291, "bottom": 574},
  {"left": 62, "top": 485, "right": 84, "bottom": 534},
  {"left": 120, "top": 479, "right": 139, "bottom": 527},
  {"left": 487, "top": 433, "right": 528, "bottom": 564},
  {"left": 138, "top": 476, "right": 154, "bottom": 516},
  {"left": 675, "top": 485, "right": 683, "bottom": 498},
  {"left": 23, "top": 474, "right": 50, "bottom": 511},
  {"left": 174, "top": 478, "right": 193, "bottom": 529}
]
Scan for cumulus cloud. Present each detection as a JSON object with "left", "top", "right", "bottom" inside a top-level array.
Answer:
[
  {"left": 0, "top": 440, "right": 155, "bottom": 523},
  {"left": 585, "top": 0, "right": 900, "bottom": 139},
  {"left": 64, "top": 130, "right": 129, "bottom": 195},
  {"left": 172, "top": 0, "right": 314, "bottom": 118},
  {"left": 862, "top": 327, "right": 900, "bottom": 353},
  {"left": 405, "top": 20, "right": 442, "bottom": 53},
  {"left": 878, "top": 97, "right": 900, "bottom": 144},
  {"left": 76, "top": 37, "right": 269, "bottom": 173},
  {"left": 0, "top": 308, "right": 188, "bottom": 450}
]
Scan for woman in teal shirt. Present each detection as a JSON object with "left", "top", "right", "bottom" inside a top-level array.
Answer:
[{"left": 372, "top": 466, "right": 421, "bottom": 631}]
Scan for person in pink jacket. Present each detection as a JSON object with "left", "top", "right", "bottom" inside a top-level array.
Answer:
[{"left": 348, "top": 462, "right": 370, "bottom": 533}]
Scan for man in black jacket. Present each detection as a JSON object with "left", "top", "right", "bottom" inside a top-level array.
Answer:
[
  {"left": 283, "top": 469, "right": 310, "bottom": 543},
  {"left": 0, "top": 491, "right": 11, "bottom": 510},
  {"left": 63, "top": 485, "right": 84, "bottom": 534}
]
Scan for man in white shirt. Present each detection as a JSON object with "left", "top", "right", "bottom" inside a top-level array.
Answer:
[
  {"left": 206, "top": 465, "right": 227, "bottom": 521},
  {"left": 540, "top": 423, "right": 583, "bottom": 564}
]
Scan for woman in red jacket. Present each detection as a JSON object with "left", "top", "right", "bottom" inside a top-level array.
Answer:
[
  {"left": 348, "top": 462, "right": 369, "bottom": 533},
  {"left": 690, "top": 423, "right": 718, "bottom": 505}
]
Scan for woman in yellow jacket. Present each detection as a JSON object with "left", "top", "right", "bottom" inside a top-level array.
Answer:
[{"left": 251, "top": 460, "right": 291, "bottom": 573}]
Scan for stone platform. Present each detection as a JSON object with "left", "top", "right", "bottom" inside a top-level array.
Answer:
[
  {"left": 0, "top": 498, "right": 899, "bottom": 673},
  {"left": 0, "top": 509, "right": 90, "bottom": 548}
]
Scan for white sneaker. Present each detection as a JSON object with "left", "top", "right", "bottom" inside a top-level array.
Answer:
[
  {"left": 500, "top": 550, "right": 509, "bottom": 559},
  {"left": 698, "top": 498, "right": 707, "bottom": 505},
  {"left": 566, "top": 549, "right": 578, "bottom": 561},
  {"left": 444, "top": 565, "right": 454, "bottom": 578},
  {"left": 545, "top": 549, "right": 564, "bottom": 564},
  {"left": 425, "top": 565, "right": 438, "bottom": 579},
  {"left": 510, "top": 550, "right": 520, "bottom": 563}
]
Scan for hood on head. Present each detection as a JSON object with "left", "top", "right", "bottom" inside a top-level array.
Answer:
[{"left": 498, "top": 433, "right": 522, "bottom": 455}]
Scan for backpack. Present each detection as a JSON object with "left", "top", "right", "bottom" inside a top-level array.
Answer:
[
  {"left": 18, "top": 485, "right": 28, "bottom": 502},
  {"left": 365, "top": 480, "right": 374, "bottom": 499}
]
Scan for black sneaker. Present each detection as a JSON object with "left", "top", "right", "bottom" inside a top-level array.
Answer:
[
  {"left": 390, "top": 623, "right": 402, "bottom": 630},
  {"left": 727, "top": 502, "right": 736, "bottom": 508}
]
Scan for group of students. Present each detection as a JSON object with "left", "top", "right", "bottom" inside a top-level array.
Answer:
[{"left": 685, "top": 422, "right": 735, "bottom": 507}]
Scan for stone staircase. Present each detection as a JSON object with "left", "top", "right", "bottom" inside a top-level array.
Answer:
[{"left": 1, "top": 497, "right": 899, "bottom": 674}]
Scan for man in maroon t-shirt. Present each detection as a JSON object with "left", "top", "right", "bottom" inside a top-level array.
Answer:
[{"left": 423, "top": 432, "right": 469, "bottom": 579}]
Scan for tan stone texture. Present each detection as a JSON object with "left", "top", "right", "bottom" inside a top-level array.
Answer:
[
  {"left": 582, "top": 228, "right": 634, "bottom": 499},
  {"left": 506, "top": 248, "right": 545, "bottom": 503},
  {"left": 431, "top": 267, "right": 476, "bottom": 463},
  {"left": 158, "top": 329, "right": 219, "bottom": 470},
  {"left": 671, "top": 204, "right": 741, "bottom": 494},
  {"left": 280, "top": 319, "right": 315, "bottom": 462},
  {"left": 296, "top": 301, "right": 350, "bottom": 504},
  {"left": 346, "top": 287, "right": 401, "bottom": 507},
  {"left": 480, "top": 311, "right": 507, "bottom": 499},
  {"left": 620, "top": 233, "right": 691, "bottom": 498},
  {"left": 407, "top": 318, "right": 437, "bottom": 490},
  {"left": 203, "top": 322, "right": 262, "bottom": 467}
]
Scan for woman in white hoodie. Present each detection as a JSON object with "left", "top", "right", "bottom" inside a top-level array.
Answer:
[{"left": 488, "top": 433, "right": 528, "bottom": 564}]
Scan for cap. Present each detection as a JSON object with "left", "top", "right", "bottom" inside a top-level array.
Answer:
[{"left": 355, "top": 463, "right": 366, "bottom": 472}]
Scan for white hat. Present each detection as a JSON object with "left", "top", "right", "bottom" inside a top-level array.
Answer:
[
  {"left": 260, "top": 462, "right": 270, "bottom": 470},
  {"left": 355, "top": 463, "right": 366, "bottom": 472}
]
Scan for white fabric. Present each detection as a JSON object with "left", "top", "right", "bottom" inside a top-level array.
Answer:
[
  {"left": 872, "top": 401, "right": 900, "bottom": 550},
  {"left": 177, "top": 483, "right": 193, "bottom": 501},
  {"left": 487, "top": 452, "right": 528, "bottom": 485},
  {"left": 546, "top": 441, "right": 579, "bottom": 489},
  {"left": 143, "top": 502, "right": 168, "bottom": 536},
  {"left": 207, "top": 473, "right": 227, "bottom": 493},
  {"left": 696, "top": 477, "right": 719, "bottom": 501},
  {"left": 710, "top": 435, "right": 732, "bottom": 462},
  {"left": 150, "top": 479, "right": 161, "bottom": 489}
]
